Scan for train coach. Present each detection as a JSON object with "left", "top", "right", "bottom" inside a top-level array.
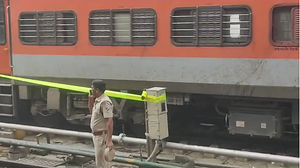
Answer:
[{"left": 0, "top": 0, "right": 298, "bottom": 139}]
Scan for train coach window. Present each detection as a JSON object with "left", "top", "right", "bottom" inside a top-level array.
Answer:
[
  {"left": 19, "top": 11, "right": 77, "bottom": 45},
  {"left": 171, "top": 6, "right": 252, "bottom": 47},
  {"left": 271, "top": 5, "right": 299, "bottom": 46},
  {"left": 0, "top": 0, "right": 5, "bottom": 45},
  {"left": 89, "top": 8, "right": 157, "bottom": 46}
]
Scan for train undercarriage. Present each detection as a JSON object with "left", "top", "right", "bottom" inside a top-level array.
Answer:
[{"left": 0, "top": 80, "right": 299, "bottom": 141}]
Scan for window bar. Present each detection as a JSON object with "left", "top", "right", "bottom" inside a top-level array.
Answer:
[
  {"left": 154, "top": 13, "right": 157, "bottom": 44},
  {"left": 130, "top": 9, "right": 133, "bottom": 45},
  {"left": 36, "top": 12, "right": 40, "bottom": 45},
  {"left": 109, "top": 10, "right": 113, "bottom": 45},
  {"left": 195, "top": 7, "right": 199, "bottom": 46},
  {"left": 74, "top": 14, "right": 77, "bottom": 44},
  {"left": 249, "top": 11, "right": 252, "bottom": 42},
  {"left": 220, "top": 7, "right": 223, "bottom": 46},
  {"left": 53, "top": 11, "right": 57, "bottom": 45}
]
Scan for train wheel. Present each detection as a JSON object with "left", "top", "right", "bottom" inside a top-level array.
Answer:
[
  {"left": 32, "top": 110, "right": 67, "bottom": 129},
  {"left": 30, "top": 100, "right": 67, "bottom": 129}
]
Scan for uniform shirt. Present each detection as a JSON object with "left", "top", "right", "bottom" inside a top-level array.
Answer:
[{"left": 90, "top": 94, "right": 114, "bottom": 132}]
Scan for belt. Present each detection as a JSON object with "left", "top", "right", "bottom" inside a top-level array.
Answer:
[{"left": 93, "top": 130, "right": 107, "bottom": 136}]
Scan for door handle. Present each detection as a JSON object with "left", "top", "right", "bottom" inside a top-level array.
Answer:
[{"left": 6, "top": 5, "right": 12, "bottom": 68}]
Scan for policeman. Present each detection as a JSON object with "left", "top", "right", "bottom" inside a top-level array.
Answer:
[{"left": 88, "top": 80, "right": 114, "bottom": 168}]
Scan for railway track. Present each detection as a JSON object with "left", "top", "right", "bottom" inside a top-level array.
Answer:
[
  {"left": 72, "top": 123, "right": 299, "bottom": 158},
  {"left": 0, "top": 159, "right": 51, "bottom": 168},
  {"left": 0, "top": 127, "right": 298, "bottom": 168},
  {"left": 169, "top": 132, "right": 299, "bottom": 157},
  {"left": 2, "top": 119, "right": 300, "bottom": 156},
  {"left": 56, "top": 118, "right": 299, "bottom": 159},
  {"left": 0, "top": 116, "right": 298, "bottom": 168},
  {"left": 0, "top": 133, "right": 297, "bottom": 168}
]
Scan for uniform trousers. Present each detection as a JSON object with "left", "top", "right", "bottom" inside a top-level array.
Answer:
[{"left": 93, "top": 134, "right": 110, "bottom": 168}]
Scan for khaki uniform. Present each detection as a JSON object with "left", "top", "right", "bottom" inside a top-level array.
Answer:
[{"left": 90, "top": 94, "right": 114, "bottom": 168}]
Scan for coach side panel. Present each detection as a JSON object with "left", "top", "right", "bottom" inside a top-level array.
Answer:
[{"left": 8, "top": 0, "right": 299, "bottom": 99}]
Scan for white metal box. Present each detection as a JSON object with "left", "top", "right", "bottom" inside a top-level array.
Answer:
[
  {"left": 146, "top": 87, "right": 168, "bottom": 115},
  {"left": 148, "top": 113, "right": 169, "bottom": 139},
  {"left": 146, "top": 87, "right": 169, "bottom": 139}
]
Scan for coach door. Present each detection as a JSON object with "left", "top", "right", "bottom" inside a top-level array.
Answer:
[
  {"left": 0, "top": 0, "right": 14, "bottom": 117},
  {"left": 0, "top": 0, "right": 11, "bottom": 75}
]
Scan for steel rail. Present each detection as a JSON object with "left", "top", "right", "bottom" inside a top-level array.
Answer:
[
  {"left": 0, "top": 122, "right": 298, "bottom": 165},
  {"left": 0, "top": 137, "right": 180, "bottom": 168}
]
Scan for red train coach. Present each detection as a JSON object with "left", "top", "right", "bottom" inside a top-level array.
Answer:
[{"left": 0, "top": 0, "right": 298, "bottom": 139}]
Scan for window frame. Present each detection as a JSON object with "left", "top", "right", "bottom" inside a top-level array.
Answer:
[
  {"left": 18, "top": 10, "right": 78, "bottom": 46},
  {"left": 170, "top": 5, "right": 252, "bottom": 47},
  {"left": 89, "top": 8, "right": 157, "bottom": 46},
  {"left": 0, "top": 0, "right": 6, "bottom": 45},
  {"left": 270, "top": 3, "right": 299, "bottom": 47}
]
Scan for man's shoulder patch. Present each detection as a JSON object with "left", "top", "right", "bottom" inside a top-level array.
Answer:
[
  {"left": 104, "top": 101, "right": 113, "bottom": 113},
  {"left": 105, "top": 106, "right": 112, "bottom": 113}
]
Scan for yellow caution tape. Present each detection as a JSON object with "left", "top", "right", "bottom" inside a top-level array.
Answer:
[{"left": 0, "top": 74, "right": 166, "bottom": 102}]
